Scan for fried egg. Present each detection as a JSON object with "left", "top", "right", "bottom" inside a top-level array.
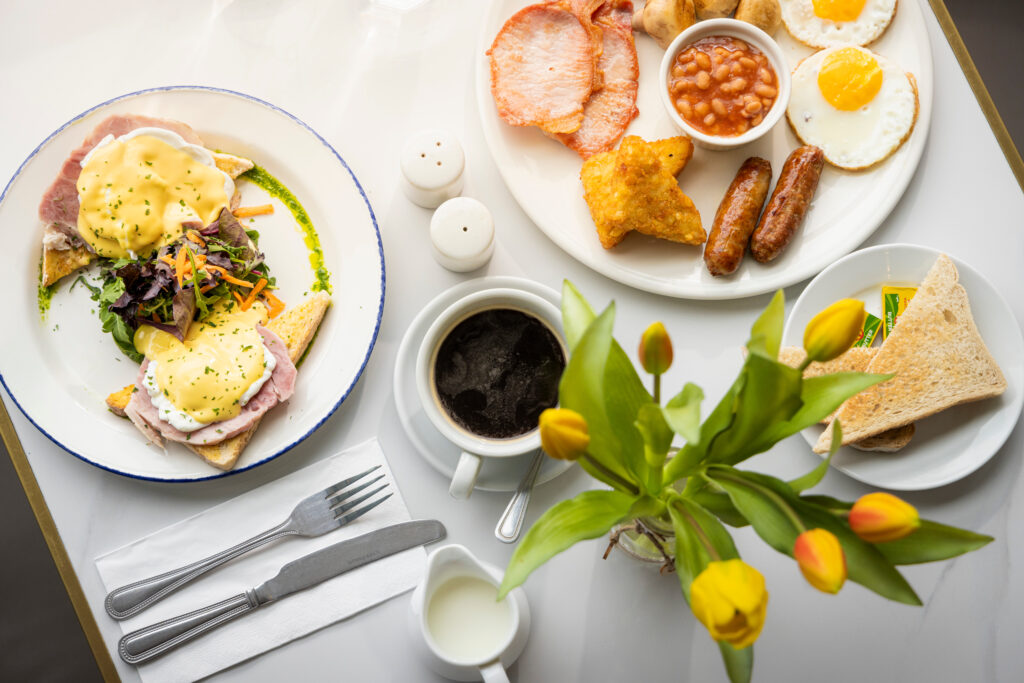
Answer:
[
  {"left": 787, "top": 46, "right": 917, "bottom": 170},
  {"left": 781, "top": 0, "right": 897, "bottom": 49}
]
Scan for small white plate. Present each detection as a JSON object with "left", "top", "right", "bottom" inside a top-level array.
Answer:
[
  {"left": 0, "top": 87, "right": 384, "bottom": 482},
  {"left": 477, "top": 1, "right": 933, "bottom": 299},
  {"left": 782, "top": 244, "right": 1024, "bottom": 490},
  {"left": 393, "top": 277, "right": 573, "bottom": 493}
]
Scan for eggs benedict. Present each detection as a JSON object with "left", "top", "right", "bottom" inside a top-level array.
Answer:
[
  {"left": 124, "top": 300, "right": 297, "bottom": 447},
  {"left": 76, "top": 128, "right": 233, "bottom": 258}
]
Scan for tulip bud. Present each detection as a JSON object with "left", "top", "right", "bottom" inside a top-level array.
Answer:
[
  {"left": 848, "top": 492, "right": 920, "bottom": 543},
  {"left": 793, "top": 528, "right": 847, "bottom": 594},
  {"left": 639, "top": 322, "right": 673, "bottom": 375},
  {"left": 689, "top": 559, "right": 769, "bottom": 649},
  {"left": 802, "top": 299, "right": 867, "bottom": 363},
  {"left": 538, "top": 408, "right": 589, "bottom": 461}
]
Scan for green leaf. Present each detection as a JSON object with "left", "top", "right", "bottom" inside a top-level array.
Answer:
[
  {"left": 787, "top": 420, "right": 841, "bottom": 493},
  {"left": 691, "top": 487, "right": 749, "bottom": 528},
  {"left": 663, "top": 373, "right": 745, "bottom": 483},
  {"left": 708, "top": 467, "right": 922, "bottom": 605},
  {"left": 669, "top": 504, "right": 710, "bottom": 598},
  {"left": 604, "top": 340, "right": 654, "bottom": 489},
  {"left": 559, "top": 305, "right": 639, "bottom": 492},
  {"left": 499, "top": 489, "right": 637, "bottom": 598},
  {"left": 719, "top": 642, "right": 753, "bottom": 683},
  {"left": 635, "top": 403, "right": 672, "bottom": 491},
  {"left": 706, "top": 354, "right": 803, "bottom": 465},
  {"left": 746, "top": 289, "right": 784, "bottom": 359},
  {"left": 876, "top": 521, "right": 994, "bottom": 565},
  {"left": 561, "top": 280, "right": 596, "bottom": 352},
  {"left": 661, "top": 382, "right": 703, "bottom": 444},
  {"left": 749, "top": 372, "right": 890, "bottom": 452}
]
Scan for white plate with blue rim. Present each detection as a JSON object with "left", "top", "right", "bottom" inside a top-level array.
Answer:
[
  {"left": 393, "top": 276, "right": 574, "bottom": 493},
  {"left": 782, "top": 244, "right": 1024, "bottom": 490},
  {"left": 0, "top": 86, "right": 384, "bottom": 482}
]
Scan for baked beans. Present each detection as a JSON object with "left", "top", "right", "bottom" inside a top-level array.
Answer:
[{"left": 668, "top": 36, "right": 777, "bottom": 137}]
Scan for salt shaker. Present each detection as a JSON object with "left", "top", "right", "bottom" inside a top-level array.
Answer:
[
  {"left": 429, "top": 197, "right": 495, "bottom": 273},
  {"left": 400, "top": 130, "right": 465, "bottom": 209}
]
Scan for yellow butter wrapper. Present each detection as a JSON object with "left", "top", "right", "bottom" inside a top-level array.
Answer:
[
  {"left": 853, "top": 313, "right": 882, "bottom": 348},
  {"left": 882, "top": 286, "right": 917, "bottom": 339}
]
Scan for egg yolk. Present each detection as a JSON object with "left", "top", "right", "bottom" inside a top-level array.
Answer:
[
  {"left": 812, "top": 0, "right": 867, "bottom": 22},
  {"left": 817, "top": 48, "right": 883, "bottom": 111},
  {"left": 134, "top": 301, "right": 270, "bottom": 423},
  {"left": 77, "top": 135, "right": 229, "bottom": 258}
]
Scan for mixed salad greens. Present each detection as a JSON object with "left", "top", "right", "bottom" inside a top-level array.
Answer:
[{"left": 74, "top": 207, "right": 279, "bottom": 363}]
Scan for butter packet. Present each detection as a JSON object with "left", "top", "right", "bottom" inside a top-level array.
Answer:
[
  {"left": 882, "top": 286, "right": 917, "bottom": 339},
  {"left": 853, "top": 313, "right": 882, "bottom": 348}
]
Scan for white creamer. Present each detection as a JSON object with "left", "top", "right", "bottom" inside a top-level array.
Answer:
[{"left": 426, "top": 576, "right": 514, "bottom": 662}]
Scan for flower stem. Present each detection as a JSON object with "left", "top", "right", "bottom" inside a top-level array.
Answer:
[
  {"left": 712, "top": 470, "right": 807, "bottom": 534},
  {"left": 674, "top": 501, "right": 721, "bottom": 562},
  {"left": 653, "top": 374, "right": 661, "bottom": 404},
  {"left": 798, "top": 356, "right": 813, "bottom": 372},
  {"left": 582, "top": 454, "right": 640, "bottom": 496}
]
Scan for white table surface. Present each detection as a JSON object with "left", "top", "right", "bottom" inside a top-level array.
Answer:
[{"left": 2, "top": 1, "right": 1023, "bottom": 681}]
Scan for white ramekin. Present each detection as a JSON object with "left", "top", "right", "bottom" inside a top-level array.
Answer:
[{"left": 659, "top": 18, "right": 791, "bottom": 151}]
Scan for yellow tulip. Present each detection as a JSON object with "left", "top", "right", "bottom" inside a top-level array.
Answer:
[
  {"left": 802, "top": 298, "right": 867, "bottom": 363},
  {"left": 849, "top": 492, "right": 921, "bottom": 543},
  {"left": 689, "top": 559, "right": 769, "bottom": 649},
  {"left": 793, "top": 528, "right": 847, "bottom": 594},
  {"left": 638, "top": 321, "right": 673, "bottom": 375},
  {"left": 538, "top": 408, "right": 589, "bottom": 461}
]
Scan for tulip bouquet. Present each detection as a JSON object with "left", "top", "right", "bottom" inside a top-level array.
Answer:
[{"left": 498, "top": 282, "right": 992, "bottom": 683}]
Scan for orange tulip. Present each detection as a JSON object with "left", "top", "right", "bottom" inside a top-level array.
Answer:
[
  {"left": 793, "top": 528, "right": 847, "bottom": 594},
  {"left": 638, "top": 322, "right": 673, "bottom": 375},
  {"left": 849, "top": 492, "right": 921, "bottom": 543}
]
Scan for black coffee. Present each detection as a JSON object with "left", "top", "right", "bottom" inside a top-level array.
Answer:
[{"left": 433, "top": 308, "right": 565, "bottom": 440}]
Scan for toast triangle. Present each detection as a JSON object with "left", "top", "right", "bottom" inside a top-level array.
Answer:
[{"left": 814, "top": 254, "right": 1006, "bottom": 453}]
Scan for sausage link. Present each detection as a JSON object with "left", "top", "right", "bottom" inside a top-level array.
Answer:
[
  {"left": 703, "top": 157, "right": 772, "bottom": 276},
  {"left": 750, "top": 146, "right": 824, "bottom": 263}
]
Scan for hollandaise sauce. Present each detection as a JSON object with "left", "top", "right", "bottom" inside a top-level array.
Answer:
[
  {"left": 134, "top": 302, "right": 274, "bottom": 430},
  {"left": 77, "top": 133, "right": 230, "bottom": 259},
  {"left": 240, "top": 164, "right": 332, "bottom": 294}
]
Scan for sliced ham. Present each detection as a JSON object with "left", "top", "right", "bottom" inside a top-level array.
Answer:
[
  {"left": 487, "top": 4, "right": 597, "bottom": 135},
  {"left": 555, "top": 0, "right": 639, "bottom": 158},
  {"left": 125, "top": 326, "right": 296, "bottom": 447},
  {"left": 38, "top": 114, "right": 205, "bottom": 237}
]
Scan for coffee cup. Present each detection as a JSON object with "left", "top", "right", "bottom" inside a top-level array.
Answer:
[{"left": 415, "top": 288, "right": 566, "bottom": 499}]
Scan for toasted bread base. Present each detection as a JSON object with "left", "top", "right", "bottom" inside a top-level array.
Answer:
[
  {"left": 42, "top": 244, "right": 94, "bottom": 287},
  {"left": 107, "top": 291, "right": 331, "bottom": 470},
  {"left": 778, "top": 346, "right": 914, "bottom": 452},
  {"left": 814, "top": 255, "right": 1007, "bottom": 453}
]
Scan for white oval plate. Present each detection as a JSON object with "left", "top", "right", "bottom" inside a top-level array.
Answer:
[
  {"left": 393, "top": 277, "right": 573, "bottom": 493},
  {"left": 0, "top": 87, "right": 384, "bottom": 482},
  {"left": 782, "top": 244, "right": 1024, "bottom": 490},
  {"left": 477, "top": 1, "right": 933, "bottom": 299}
]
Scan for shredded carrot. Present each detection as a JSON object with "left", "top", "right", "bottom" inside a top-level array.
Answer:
[
  {"left": 159, "top": 255, "right": 175, "bottom": 267},
  {"left": 242, "top": 278, "right": 268, "bottom": 310},
  {"left": 232, "top": 290, "right": 247, "bottom": 309},
  {"left": 205, "top": 264, "right": 254, "bottom": 288},
  {"left": 200, "top": 283, "right": 217, "bottom": 293},
  {"left": 151, "top": 312, "right": 160, "bottom": 323},
  {"left": 175, "top": 248, "right": 188, "bottom": 287},
  {"left": 185, "top": 230, "right": 206, "bottom": 247},
  {"left": 262, "top": 290, "right": 285, "bottom": 318},
  {"left": 233, "top": 204, "right": 274, "bottom": 218}
]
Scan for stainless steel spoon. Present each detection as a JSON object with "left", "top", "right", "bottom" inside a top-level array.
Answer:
[{"left": 494, "top": 449, "right": 545, "bottom": 543}]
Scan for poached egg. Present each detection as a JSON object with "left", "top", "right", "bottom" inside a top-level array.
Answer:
[{"left": 77, "top": 127, "right": 233, "bottom": 259}]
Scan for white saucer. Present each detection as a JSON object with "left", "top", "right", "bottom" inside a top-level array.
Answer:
[
  {"left": 782, "top": 244, "right": 1024, "bottom": 490},
  {"left": 393, "top": 277, "right": 574, "bottom": 493}
]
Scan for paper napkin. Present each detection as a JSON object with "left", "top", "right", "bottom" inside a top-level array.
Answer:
[{"left": 95, "top": 439, "right": 424, "bottom": 683}]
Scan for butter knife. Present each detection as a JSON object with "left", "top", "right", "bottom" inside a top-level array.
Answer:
[{"left": 118, "top": 519, "right": 446, "bottom": 664}]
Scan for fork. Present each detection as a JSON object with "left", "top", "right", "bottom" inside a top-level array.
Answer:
[{"left": 104, "top": 465, "right": 392, "bottom": 620}]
